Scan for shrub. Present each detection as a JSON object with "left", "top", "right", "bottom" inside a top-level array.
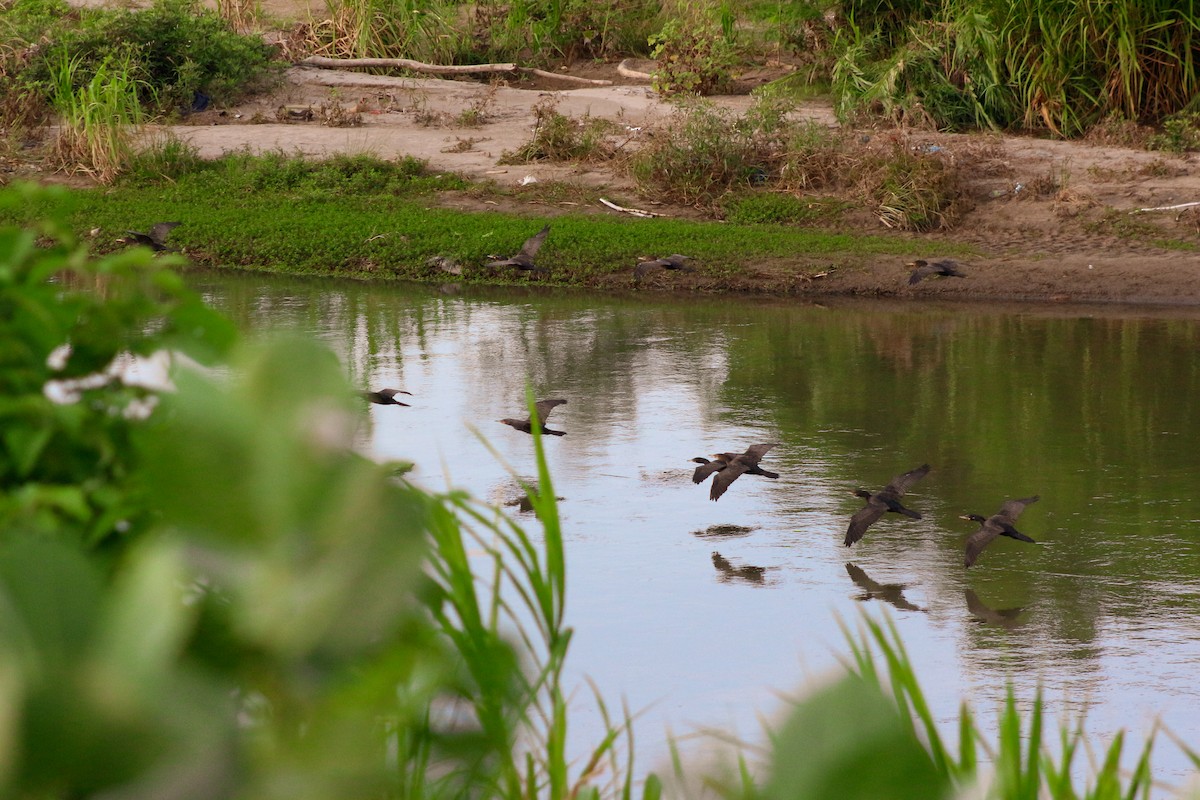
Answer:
[
  {"left": 1148, "top": 111, "right": 1200, "bottom": 153},
  {"left": 628, "top": 100, "right": 791, "bottom": 208},
  {"left": 860, "top": 143, "right": 964, "bottom": 231},
  {"left": 499, "top": 97, "right": 618, "bottom": 164},
  {"left": 648, "top": 14, "right": 736, "bottom": 97},
  {"left": 0, "top": 182, "right": 235, "bottom": 544},
  {"left": 27, "top": 0, "right": 279, "bottom": 113}
]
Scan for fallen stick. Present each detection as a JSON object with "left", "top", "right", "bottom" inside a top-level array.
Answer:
[
  {"left": 521, "top": 67, "right": 612, "bottom": 86},
  {"left": 617, "top": 59, "right": 654, "bottom": 81},
  {"left": 599, "top": 197, "right": 660, "bottom": 218},
  {"left": 300, "top": 57, "right": 613, "bottom": 86},
  {"left": 300, "top": 56, "right": 516, "bottom": 75},
  {"left": 1131, "top": 200, "right": 1200, "bottom": 214}
]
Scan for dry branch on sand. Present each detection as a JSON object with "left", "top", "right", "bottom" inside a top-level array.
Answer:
[{"left": 299, "top": 56, "right": 612, "bottom": 86}]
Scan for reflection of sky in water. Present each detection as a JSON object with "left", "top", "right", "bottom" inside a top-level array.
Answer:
[{"left": 197, "top": 274, "right": 1200, "bottom": 786}]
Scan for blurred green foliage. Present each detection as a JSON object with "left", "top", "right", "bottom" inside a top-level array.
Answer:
[{"left": 0, "top": 183, "right": 234, "bottom": 544}]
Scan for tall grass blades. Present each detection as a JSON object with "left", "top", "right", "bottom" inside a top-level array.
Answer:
[
  {"left": 418, "top": 390, "right": 638, "bottom": 799},
  {"left": 290, "top": 0, "right": 465, "bottom": 63},
  {"left": 831, "top": 0, "right": 1200, "bottom": 136},
  {"left": 830, "top": 613, "right": 1169, "bottom": 800},
  {"left": 49, "top": 53, "right": 146, "bottom": 183}
]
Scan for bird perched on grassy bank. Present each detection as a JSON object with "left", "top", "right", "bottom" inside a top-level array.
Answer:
[
  {"left": 844, "top": 464, "right": 929, "bottom": 546},
  {"left": 634, "top": 253, "right": 693, "bottom": 283},
  {"left": 961, "top": 495, "right": 1039, "bottom": 567},
  {"left": 485, "top": 224, "right": 550, "bottom": 273},
  {"left": 122, "top": 222, "right": 182, "bottom": 252},
  {"left": 908, "top": 258, "right": 967, "bottom": 285},
  {"left": 499, "top": 398, "right": 567, "bottom": 436},
  {"left": 691, "top": 443, "right": 779, "bottom": 501},
  {"left": 362, "top": 388, "right": 412, "bottom": 406}
]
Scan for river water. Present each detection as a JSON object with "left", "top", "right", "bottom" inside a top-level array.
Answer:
[{"left": 196, "top": 271, "right": 1200, "bottom": 787}]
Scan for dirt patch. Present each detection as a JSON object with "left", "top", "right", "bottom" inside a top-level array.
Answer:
[{"left": 149, "top": 62, "right": 1200, "bottom": 305}]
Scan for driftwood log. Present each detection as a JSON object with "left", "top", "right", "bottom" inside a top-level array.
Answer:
[{"left": 299, "top": 56, "right": 613, "bottom": 86}]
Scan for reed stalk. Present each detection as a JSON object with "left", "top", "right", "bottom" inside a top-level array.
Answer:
[{"left": 48, "top": 52, "right": 146, "bottom": 183}]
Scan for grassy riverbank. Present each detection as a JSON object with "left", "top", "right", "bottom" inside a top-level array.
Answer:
[{"left": 8, "top": 152, "right": 948, "bottom": 292}]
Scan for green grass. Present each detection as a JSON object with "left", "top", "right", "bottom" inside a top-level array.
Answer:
[{"left": 2, "top": 152, "right": 935, "bottom": 288}]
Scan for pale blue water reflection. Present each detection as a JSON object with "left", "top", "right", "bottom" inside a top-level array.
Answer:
[{"left": 197, "top": 272, "right": 1200, "bottom": 785}]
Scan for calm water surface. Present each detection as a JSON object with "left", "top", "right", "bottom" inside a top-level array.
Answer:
[{"left": 196, "top": 272, "right": 1200, "bottom": 783}]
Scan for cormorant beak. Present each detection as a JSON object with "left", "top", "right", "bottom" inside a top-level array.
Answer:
[{"left": 957, "top": 514, "right": 973, "bottom": 521}]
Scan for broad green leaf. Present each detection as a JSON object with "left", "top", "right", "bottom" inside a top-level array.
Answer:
[{"left": 765, "top": 674, "right": 951, "bottom": 800}]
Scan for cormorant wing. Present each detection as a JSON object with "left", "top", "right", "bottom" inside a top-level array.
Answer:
[
  {"left": 709, "top": 459, "right": 751, "bottom": 501},
  {"left": 634, "top": 259, "right": 664, "bottom": 279},
  {"left": 997, "top": 495, "right": 1039, "bottom": 520},
  {"left": 518, "top": 225, "right": 551, "bottom": 259},
  {"left": 692, "top": 458, "right": 725, "bottom": 484},
  {"left": 883, "top": 463, "right": 930, "bottom": 495},
  {"left": 741, "top": 442, "right": 778, "bottom": 465},
  {"left": 533, "top": 398, "right": 566, "bottom": 424},
  {"left": 964, "top": 523, "right": 1001, "bottom": 568},
  {"left": 149, "top": 221, "right": 182, "bottom": 244},
  {"left": 844, "top": 500, "right": 886, "bottom": 546}
]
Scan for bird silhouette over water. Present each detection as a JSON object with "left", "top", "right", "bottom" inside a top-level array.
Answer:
[
  {"left": 485, "top": 224, "right": 550, "bottom": 272},
  {"left": 691, "top": 443, "right": 779, "bottom": 501},
  {"left": 123, "top": 222, "right": 182, "bottom": 252},
  {"left": 908, "top": 258, "right": 967, "bottom": 285},
  {"left": 845, "top": 563, "right": 923, "bottom": 612},
  {"left": 634, "top": 254, "right": 693, "bottom": 282},
  {"left": 362, "top": 388, "right": 412, "bottom": 406},
  {"left": 844, "top": 463, "right": 930, "bottom": 546},
  {"left": 961, "top": 495, "right": 1039, "bottom": 567},
  {"left": 498, "top": 398, "right": 567, "bottom": 436}
]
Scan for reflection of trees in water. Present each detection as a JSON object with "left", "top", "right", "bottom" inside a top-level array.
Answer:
[{"left": 200, "top": 274, "right": 1200, "bottom": 669}]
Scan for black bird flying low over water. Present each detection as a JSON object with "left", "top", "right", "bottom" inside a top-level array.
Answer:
[
  {"left": 362, "top": 388, "right": 412, "bottom": 406},
  {"left": 844, "top": 463, "right": 930, "bottom": 546},
  {"left": 124, "top": 222, "right": 182, "bottom": 252},
  {"left": 961, "top": 495, "right": 1039, "bottom": 567},
  {"left": 499, "top": 398, "right": 567, "bottom": 436},
  {"left": 908, "top": 258, "right": 967, "bottom": 285},
  {"left": 634, "top": 253, "right": 693, "bottom": 282},
  {"left": 485, "top": 224, "right": 550, "bottom": 272},
  {"left": 691, "top": 443, "right": 779, "bottom": 501}
]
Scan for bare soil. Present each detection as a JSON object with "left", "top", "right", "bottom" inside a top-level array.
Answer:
[{"left": 158, "top": 62, "right": 1200, "bottom": 305}]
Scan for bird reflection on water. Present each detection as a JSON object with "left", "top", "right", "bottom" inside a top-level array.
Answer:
[
  {"left": 690, "top": 524, "right": 758, "bottom": 540},
  {"left": 711, "top": 552, "right": 768, "bottom": 585},
  {"left": 844, "top": 563, "right": 924, "bottom": 612},
  {"left": 964, "top": 588, "right": 1028, "bottom": 629}
]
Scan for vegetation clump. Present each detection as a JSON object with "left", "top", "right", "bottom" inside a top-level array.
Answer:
[
  {"left": 20, "top": 0, "right": 279, "bottom": 112},
  {"left": 628, "top": 99, "right": 789, "bottom": 208},
  {"left": 500, "top": 97, "right": 618, "bottom": 164},
  {"left": 647, "top": 7, "right": 736, "bottom": 97},
  {"left": 824, "top": 0, "right": 1200, "bottom": 137}
]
